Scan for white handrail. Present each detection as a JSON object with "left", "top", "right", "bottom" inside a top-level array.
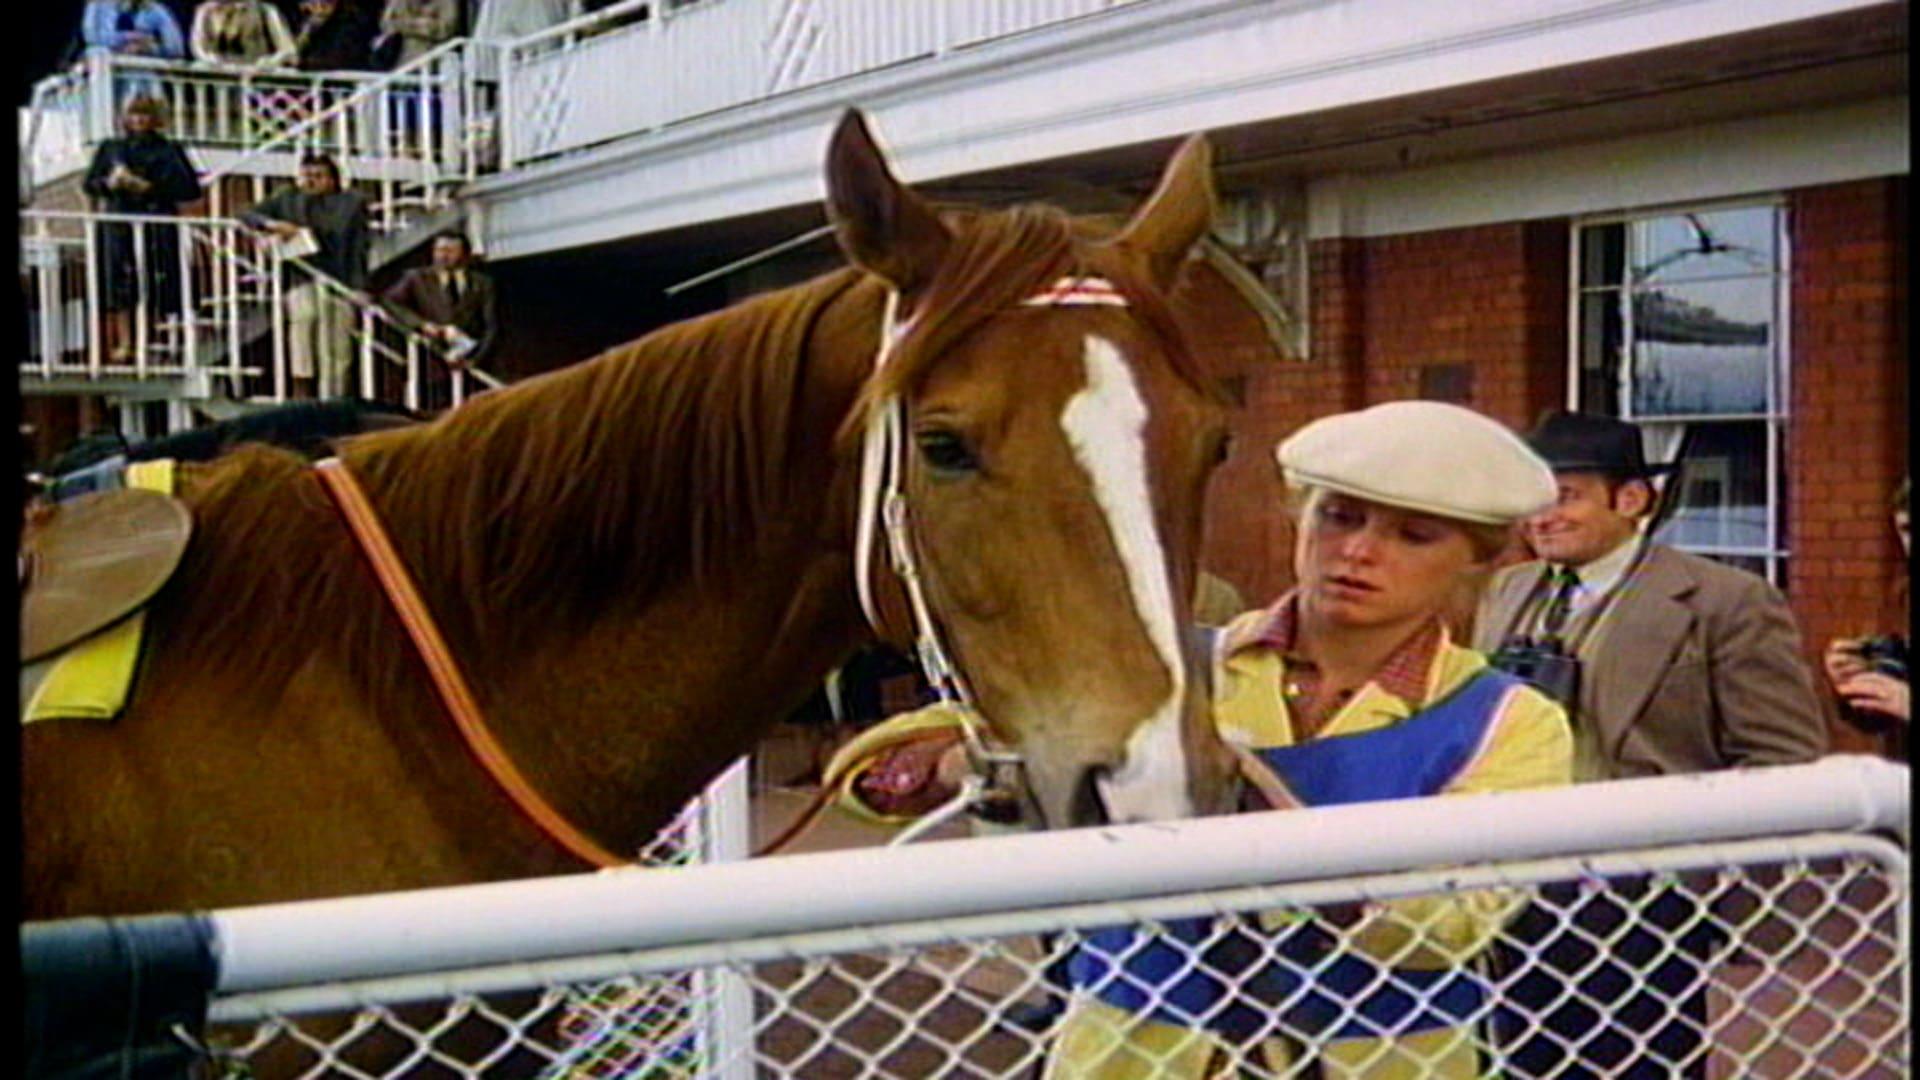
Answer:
[
  {"left": 205, "top": 756, "right": 1907, "bottom": 995},
  {"left": 21, "top": 207, "right": 502, "bottom": 408}
]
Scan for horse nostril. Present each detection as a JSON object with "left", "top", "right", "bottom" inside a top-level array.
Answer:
[{"left": 1071, "top": 766, "right": 1111, "bottom": 828}]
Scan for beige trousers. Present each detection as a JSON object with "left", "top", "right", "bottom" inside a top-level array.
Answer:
[{"left": 286, "top": 284, "right": 356, "bottom": 394}]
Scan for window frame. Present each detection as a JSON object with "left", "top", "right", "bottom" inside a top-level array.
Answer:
[{"left": 1565, "top": 196, "right": 1791, "bottom": 584}]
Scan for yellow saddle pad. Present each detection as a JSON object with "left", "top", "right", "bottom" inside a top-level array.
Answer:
[{"left": 24, "top": 460, "right": 179, "bottom": 724}]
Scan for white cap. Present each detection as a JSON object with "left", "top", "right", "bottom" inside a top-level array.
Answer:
[{"left": 1275, "top": 401, "right": 1557, "bottom": 525}]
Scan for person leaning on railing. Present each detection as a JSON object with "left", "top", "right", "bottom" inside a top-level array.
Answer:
[
  {"left": 830, "top": 402, "right": 1575, "bottom": 1078},
  {"left": 239, "top": 151, "right": 371, "bottom": 399},
  {"left": 189, "top": 0, "right": 298, "bottom": 68}
]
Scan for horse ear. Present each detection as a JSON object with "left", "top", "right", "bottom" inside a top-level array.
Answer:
[
  {"left": 1110, "top": 133, "right": 1216, "bottom": 289},
  {"left": 824, "top": 109, "right": 951, "bottom": 293}
]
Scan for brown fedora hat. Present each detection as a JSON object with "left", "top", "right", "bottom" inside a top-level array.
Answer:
[{"left": 21, "top": 489, "right": 192, "bottom": 663}]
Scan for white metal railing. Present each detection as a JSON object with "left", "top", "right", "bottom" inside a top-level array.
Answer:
[
  {"left": 500, "top": 0, "right": 1148, "bottom": 167},
  {"left": 72, "top": 756, "right": 1904, "bottom": 1077},
  {"left": 23, "top": 46, "right": 499, "bottom": 241},
  {"left": 21, "top": 208, "right": 501, "bottom": 411},
  {"left": 198, "top": 39, "right": 501, "bottom": 239}
]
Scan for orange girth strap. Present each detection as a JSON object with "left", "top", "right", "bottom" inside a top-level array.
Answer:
[{"left": 312, "top": 457, "right": 629, "bottom": 870}]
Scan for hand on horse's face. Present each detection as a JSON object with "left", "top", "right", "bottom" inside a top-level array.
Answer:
[{"left": 855, "top": 734, "right": 966, "bottom": 817}]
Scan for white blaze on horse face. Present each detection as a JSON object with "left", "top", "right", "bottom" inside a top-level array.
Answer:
[{"left": 1060, "top": 334, "right": 1194, "bottom": 823}]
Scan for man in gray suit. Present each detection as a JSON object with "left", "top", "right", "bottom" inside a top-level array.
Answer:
[{"left": 1476, "top": 410, "right": 1826, "bottom": 1078}]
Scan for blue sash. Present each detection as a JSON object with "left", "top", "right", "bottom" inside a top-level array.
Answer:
[{"left": 1070, "top": 668, "right": 1521, "bottom": 1042}]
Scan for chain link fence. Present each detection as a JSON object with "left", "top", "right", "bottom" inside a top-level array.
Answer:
[{"left": 184, "top": 764, "right": 1905, "bottom": 1079}]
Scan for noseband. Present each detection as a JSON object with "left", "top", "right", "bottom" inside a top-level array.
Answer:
[{"left": 853, "top": 276, "right": 1130, "bottom": 837}]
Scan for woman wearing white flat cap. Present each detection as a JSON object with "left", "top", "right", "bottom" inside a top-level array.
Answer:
[{"left": 834, "top": 401, "right": 1574, "bottom": 1078}]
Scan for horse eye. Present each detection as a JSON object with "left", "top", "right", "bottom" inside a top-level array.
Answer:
[{"left": 916, "top": 429, "right": 980, "bottom": 474}]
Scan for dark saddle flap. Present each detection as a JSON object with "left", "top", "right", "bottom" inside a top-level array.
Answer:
[{"left": 21, "top": 489, "right": 192, "bottom": 664}]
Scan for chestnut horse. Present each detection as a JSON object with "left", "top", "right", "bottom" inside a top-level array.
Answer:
[{"left": 24, "top": 110, "right": 1240, "bottom": 920}]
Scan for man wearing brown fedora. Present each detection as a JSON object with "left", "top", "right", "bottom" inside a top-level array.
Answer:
[{"left": 1475, "top": 409, "right": 1825, "bottom": 1078}]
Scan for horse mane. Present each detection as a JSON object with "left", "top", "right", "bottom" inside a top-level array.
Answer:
[{"left": 161, "top": 267, "right": 876, "bottom": 705}]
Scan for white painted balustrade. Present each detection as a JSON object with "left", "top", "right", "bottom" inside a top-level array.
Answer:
[
  {"left": 499, "top": 0, "right": 1148, "bottom": 166},
  {"left": 20, "top": 209, "right": 499, "bottom": 412}
]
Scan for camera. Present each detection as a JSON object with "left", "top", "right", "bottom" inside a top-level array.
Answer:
[
  {"left": 1840, "top": 634, "right": 1908, "bottom": 735},
  {"left": 1488, "top": 636, "right": 1582, "bottom": 709},
  {"left": 1854, "top": 634, "right": 1909, "bottom": 681}
]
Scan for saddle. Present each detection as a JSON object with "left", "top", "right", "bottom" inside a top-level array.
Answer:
[{"left": 20, "top": 487, "right": 192, "bottom": 664}]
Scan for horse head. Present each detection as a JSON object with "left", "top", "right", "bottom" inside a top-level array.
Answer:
[{"left": 826, "top": 110, "right": 1238, "bottom": 830}]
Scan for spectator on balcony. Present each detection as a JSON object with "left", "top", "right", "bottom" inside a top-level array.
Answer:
[
  {"left": 373, "top": 0, "right": 457, "bottom": 68},
  {"left": 380, "top": 230, "right": 496, "bottom": 410},
  {"left": 83, "top": 94, "right": 204, "bottom": 364},
  {"left": 189, "top": 0, "right": 297, "bottom": 67},
  {"left": 82, "top": 0, "right": 189, "bottom": 104},
  {"left": 240, "top": 152, "right": 370, "bottom": 399},
  {"left": 292, "top": 0, "right": 375, "bottom": 71},
  {"left": 83, "top": 0, "right": 188, "bottom": 61}
]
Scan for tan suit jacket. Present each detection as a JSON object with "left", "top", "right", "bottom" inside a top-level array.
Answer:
[{"left": 1473, "top": 544, "right": 1826, "bottom": 778}]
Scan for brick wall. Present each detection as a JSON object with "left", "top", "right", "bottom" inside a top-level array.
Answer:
[
  {"left": 1195, "top": 178, "right": 1908, "bottom": 755},
  {"left": 1787, "top": 177, "right": 1908, "bottom": 753},
  {"left": 1196, "top": 221, "right": 1569, "bottom": 607}
]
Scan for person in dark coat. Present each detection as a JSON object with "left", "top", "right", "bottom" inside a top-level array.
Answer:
[
  {"left": 292, "top": 0, "right": 375, "bottom": 70},
  {"left": 82, "top": 94, "right": 204, "bottom": 362}
]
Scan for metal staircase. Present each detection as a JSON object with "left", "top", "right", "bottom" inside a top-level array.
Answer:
[{"left": 20, "top": 40, "right": 505, "bottom": 437}]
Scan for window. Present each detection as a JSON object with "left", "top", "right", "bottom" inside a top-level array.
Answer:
[{"left": 1571, "top": 202, "right": 1788, "bottom": 582}]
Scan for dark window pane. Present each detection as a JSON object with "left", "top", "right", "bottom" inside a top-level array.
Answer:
[
  {"left": 1580, "top": 223, "right": 1625, "bottom": 288},
  {"left": 1652, "top": 421, "right": 1772, "bottom": 553},
  {"left": 1629, "top": 279, "right": 1773, "bottom": 415},
  {"left": 1630, "top": 206, "right": 1778, "bottom": 284},
  {"left": 1578, "top": 291, "right": 1623, "bottom": 415}
]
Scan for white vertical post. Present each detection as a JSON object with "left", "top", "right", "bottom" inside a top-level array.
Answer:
[
  {"left": 224, "top": 225, "right": 243, "bottom": 393},
  {"left": 179, "top": 219, "right": 197, "bottom": 374},
  {"left": 359, "top": 304, "right": 376, "bottom": 401},
  {"left": 404, "top": 340, "right": 420, "bottom": 413},
  {"left": 84, "top": 216, "right": 103, "bottom": 380},
  {"left": 118, "top": 399, "right": 146, "bottom": 441},
  {"left": 270, "top": 254, "right": 287, "bottom": 402},
  {"left": 35, "top": 216, "right": 58, "bottom": 378},
  {"left": 133, "top": 218, "right": 150, "bottom": 377},
  {"left": 700, "top": 758, "right": 754, "bottom": 1080}
]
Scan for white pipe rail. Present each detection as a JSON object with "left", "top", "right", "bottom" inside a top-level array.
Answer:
[{"left": 208, "top": 755, "right": 1907, "bottom": 996}]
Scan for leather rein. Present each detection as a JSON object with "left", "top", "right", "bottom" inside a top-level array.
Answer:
[{"left": 313, "top": 457, "right": 630, "bottom": 870}]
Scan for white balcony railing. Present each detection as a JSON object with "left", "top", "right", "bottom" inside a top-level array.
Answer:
[
  {"left": 499, "top": 0, "right": 1148, "bottom": 167},
  {"left": 21, "top": 209, "right": 501, "bottom": 412},
  {"left": 23, "top": 46, "right": 499, "bottom": 229}
]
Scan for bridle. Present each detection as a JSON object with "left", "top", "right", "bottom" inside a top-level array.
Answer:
[
  {"left": 851, "top": 275, "right": 1131, "bottom": 841},
  {"left": 310, "top": 274, "right": 1159, "bottom": 866}
]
